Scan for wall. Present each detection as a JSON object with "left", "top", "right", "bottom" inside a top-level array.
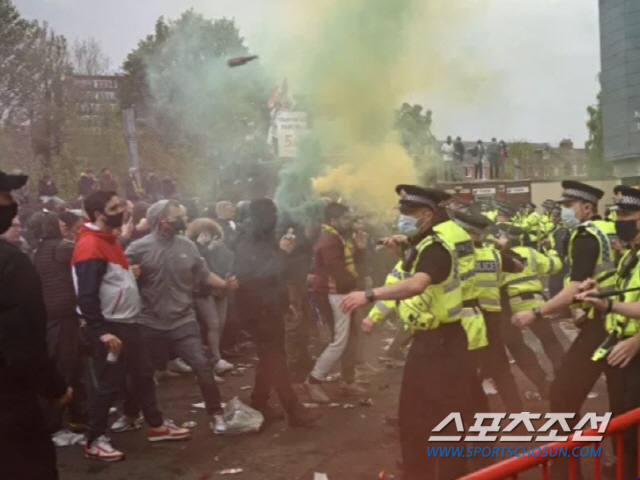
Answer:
[{"left": 531, "top": 179, "right": 620, "bottom": 214}]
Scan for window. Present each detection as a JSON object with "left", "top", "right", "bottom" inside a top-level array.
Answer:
[{"left": 572, "top": 164, "right": 578, "bottom": 177}]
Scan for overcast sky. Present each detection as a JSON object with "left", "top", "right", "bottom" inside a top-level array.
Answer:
[{"left": 14, "top": 0, "right": 601, "bottom": 146}]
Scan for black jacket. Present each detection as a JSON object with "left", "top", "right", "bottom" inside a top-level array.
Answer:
[
  {"left": 234, "top": 224, "right": 290, "bottom": 327},
  {"left": 33, "top": 238, "right": 77, "bottom": 321},
  {"left": 0, "top": 240, "right": 67, "bottom": 399},
  {"left": 38, "top": 179, "right": 58, "bottom": 197},
  {"left": 78, "top": 175, "right": 97, "bottom": 198}
]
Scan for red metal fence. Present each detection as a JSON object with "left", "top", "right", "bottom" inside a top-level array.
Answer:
[{"left": 459, "top": 407, "right": 640, "bottom": 480}]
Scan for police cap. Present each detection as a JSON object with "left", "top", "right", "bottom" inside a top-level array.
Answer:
[
  {"left": 542, "top": 199, "right": 556, "bottom": 209},
  {"left": 612, "top": 185, "right": 640, "bottom": 211},
  {"left": 395, "top": 184, "right": 451, "bottom": 212},
  {"left": 451, "top": 211, "right": 492, "bottom": 233},
  {"left": 496, "top": 222, "right": 524, "bottom": 239},
  {"left": 558, "top": 180, "right": 604, "bottom": 205},
  {"left": 497, "top": 204, "right": 516, "bottom": 219}
]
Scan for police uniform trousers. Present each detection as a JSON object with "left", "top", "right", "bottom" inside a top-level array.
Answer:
[
  {"left": 549, "top": 316, "right": 624, "bottom": 480},
  {"left": 499, "top": 290, "right": 561, "bottom": 396},
  {"left": 479, "top": 310, "right": 523, "bottom": 412},
  {"left": 399, "top": 322, "right": 470, "bottom": 480}
]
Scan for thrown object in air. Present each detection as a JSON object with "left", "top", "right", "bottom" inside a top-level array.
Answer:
[{"left": 227, "top": 55, "right": 258, "bottom": 67}]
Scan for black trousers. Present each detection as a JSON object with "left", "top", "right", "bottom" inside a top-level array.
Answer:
[
  {"left": 479, "top": 310, "right": 523, "bottom": 412},
  {"left": 399, "top": 323, "right": 469, "bottom": 480},
  {"left": 549, "top": 318, "right": 624, "bottom": 480},
  {"left": 250, "top": 316, "right": 299, "bottom": 414},
  {"left": 0, "top": 395, "right": 58, "bottom": 480},
  {"left": 489, "top": 159, "right": 500, "bottom": 179},
  {"left": 44, "top": 316, "right": 87, "bottom": 432},
  {"left": 86, "top": 322, "right": 163, "bottom": 444},
  {"left": 500, "top": 292, "right": 564, "bottom": 395},
  {"left": 284, "top": 282, "right": 314, "bottom": 383}
]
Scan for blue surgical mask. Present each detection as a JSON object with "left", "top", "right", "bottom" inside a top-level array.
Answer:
[
  {"left": 398, "top": 214, "right": 419, "bottom": 237},
  {"left": 561, "top": 206, "right": 579, "bottom": 228}
]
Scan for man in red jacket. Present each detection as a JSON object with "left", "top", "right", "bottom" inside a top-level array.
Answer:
[
  {"left": 72, "top": 191, "right": 189, "bottom": 462},
  {"left": 305, "top": 202, "right": 367, "bottom": 403}
]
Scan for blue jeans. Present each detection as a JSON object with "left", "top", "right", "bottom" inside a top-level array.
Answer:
[{"left": 140, "top": 322, "right": 222, "bottom": 415}]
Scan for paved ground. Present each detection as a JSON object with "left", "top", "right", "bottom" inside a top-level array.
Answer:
[{"left": 56, "top": 322, "right": 612, "bottom": 480}]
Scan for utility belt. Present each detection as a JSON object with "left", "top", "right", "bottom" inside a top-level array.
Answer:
[
  {"left": 463, "top": 299, "right": 480, "bottom": 309},
  {"left": 508, "top": 291, "right": 546, "bottom": 302}
]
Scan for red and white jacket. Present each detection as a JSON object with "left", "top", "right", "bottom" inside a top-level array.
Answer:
[{"left": 71, "top": 223, "right": 140, "bottom": 336}]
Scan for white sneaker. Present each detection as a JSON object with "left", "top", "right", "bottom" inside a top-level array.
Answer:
[
  {"left": 168, "top": 358, "right": 193, "bottom": 374},
  {"left": 210, "top": 414, "right": 228, "bottom": 435},
  {"left": 85, "top": 435, "right": 125, "bottom": 462},
  {"left": 304, "top": 381, "right": 330, "bottom": 404},
  {"left": 111, "top": 414, "right": 143, "bottom": 433},
  {"left": 215, "top": 359, "right": 235, "bottom": 375}
]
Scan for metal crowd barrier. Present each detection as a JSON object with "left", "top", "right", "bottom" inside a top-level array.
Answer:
[{"left": 459, "top": 407, "right": 640, "bottom": 480}]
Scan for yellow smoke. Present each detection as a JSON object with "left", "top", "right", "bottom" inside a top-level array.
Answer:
[
  {"left": 265, "top": 0, "right": 486, "bottom": 220},
  {"left": 312, "top": 142, "right": 415, "bottom": 217}
]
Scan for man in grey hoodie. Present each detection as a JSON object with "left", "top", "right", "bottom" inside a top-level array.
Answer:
[{"left": 125, "top": 200, "right": 238, "bottom": 434}]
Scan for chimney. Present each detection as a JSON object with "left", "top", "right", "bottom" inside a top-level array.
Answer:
[{"left": 559, "top": 138, "right": 573, "bottom": 150}]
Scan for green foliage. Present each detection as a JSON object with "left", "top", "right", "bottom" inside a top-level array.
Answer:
[
  {"left": 119, "top": 9, "right": 273, "bottom": 200},
  {"left": 505, "top": 141, "right": 534, "bottom": 179},
  {"left": 393, "top": 103, "right": 437, "bottom": 182},
  {"left": 585, "top": 91, "right": 612, "bottom": 179}
]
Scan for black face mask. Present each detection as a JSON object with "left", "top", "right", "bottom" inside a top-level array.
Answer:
[
  {"left": 0, "top": 203, "right": 18, "bottom": 234},
  {"left": 168, "top": 218, "right": 186, "bottom": 233},
  {"left": 615, "top": 219, "right": 639, "bottom": 243},
  {"left": 104, "top": 211, "right": 124, "bottom": 229}
]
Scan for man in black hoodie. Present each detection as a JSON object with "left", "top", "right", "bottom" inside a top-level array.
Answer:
[
  {"left": 234, "top": 199, "right": 320, "bottom": 427},
  {"left": 0, "top": 170, "right": 72, "bottom": 479}
]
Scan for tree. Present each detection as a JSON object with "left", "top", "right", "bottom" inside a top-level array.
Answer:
[
  {"left": 119, "top": 10, "right": 272, "bottom": 200},
  {"left": 394, "top": 103, "right": 437, "bottom": 182},
  {"left": 72, "top": 38, "right": 110, "bottom": 75},
  {"left": 585, "top": 90, "right": 612, "bottom": 179},
  {"left": 0, "top": 0, "right": 39, "bottom": 123},
  {"left": 504, "top": 141, "right": 534, "bottom": 179}
]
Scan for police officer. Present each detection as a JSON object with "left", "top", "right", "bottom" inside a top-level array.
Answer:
[
  {"left": 435, "top": 204, "right": 488, "bottom": 354},
  {"left": 451, "top": 210, "right": 524, "bottom": 412},
  {"left": 512, "top": 181, "right": 619, "bottom": 479},
  {"left": 342, "top": 185, "right": 468, "bottom": 480},
  {"left": 493, "top": 224, "right": 563, "bottom": 400},
  {"left": 546, "top": 206, "right": 571, "bottom": 298},
  {"left": 576, "top": 185, "right": 640, "bottom": 478}
]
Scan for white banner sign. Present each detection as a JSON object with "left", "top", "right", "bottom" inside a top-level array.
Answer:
[
  {"left": 473, "top": 188, "right": 496, "bottom": 195},
  {"left": 506, "top": 186, "right": 530, "bottom": 194},
  {"left": 275, "top": 111, "right": 308, "bottom": 158}
]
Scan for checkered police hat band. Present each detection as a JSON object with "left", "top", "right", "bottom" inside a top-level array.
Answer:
[
  {"left": 401, "top": 194, "right": 437, "bottom": 211},
  {"left": 617, "top": 195, "right": 640, "bottom": 208},
  {"left": 563, "top": 188, "right": 598, "bottom": 204}
]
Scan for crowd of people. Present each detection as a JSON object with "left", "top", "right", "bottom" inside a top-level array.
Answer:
[
  {"left": 440, "top": 137, "right": 509, "bottom": 181},
  {"left": 5, "top": 166, "right": 640, "bottom": 480},
  {"left": 29, "top": 168, "right": 178, "bottom": 207},
  {"left": 1, "top": 168, "right": 398, "bottom": 478}
]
